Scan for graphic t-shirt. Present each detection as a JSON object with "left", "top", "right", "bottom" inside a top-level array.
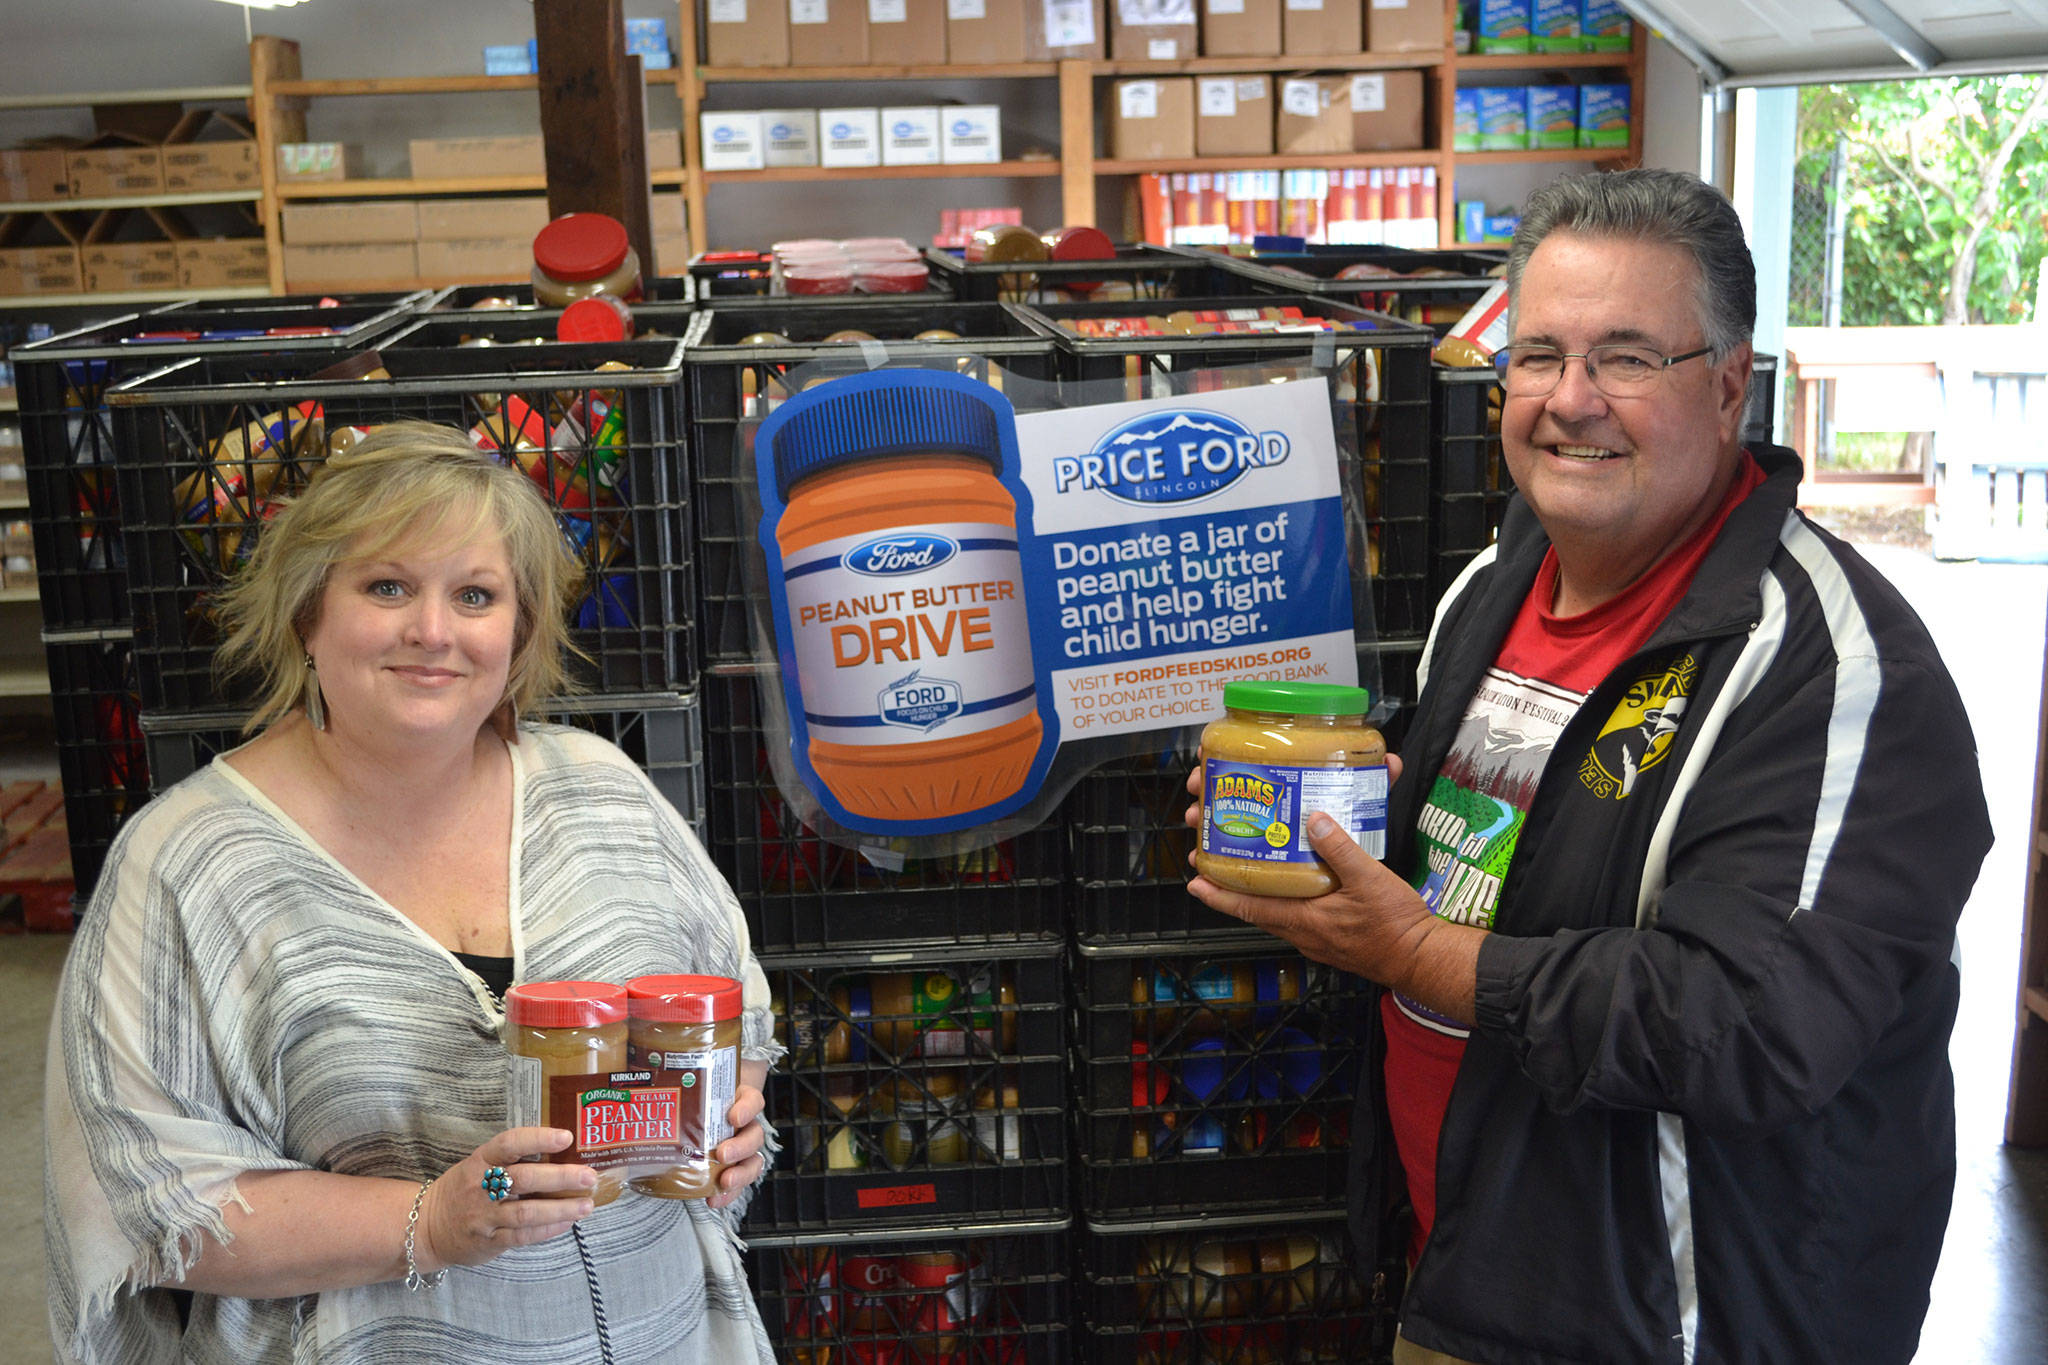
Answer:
[{"left": 1382, "top": 455, "right": 1764, "bottom": 1264}]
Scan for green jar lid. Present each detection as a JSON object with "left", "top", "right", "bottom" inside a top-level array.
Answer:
[{"left": 1222, "top": 680, "right": 1372, "bottom": 715}]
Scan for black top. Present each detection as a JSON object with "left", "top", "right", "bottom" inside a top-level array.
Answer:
[{"left": 453, "top": 951, "right": 515, "bottom": 1001}]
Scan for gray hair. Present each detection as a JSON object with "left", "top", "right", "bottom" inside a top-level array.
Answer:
[{"left": 1505, "top": 168, "right": 1756, "bottom": 359}]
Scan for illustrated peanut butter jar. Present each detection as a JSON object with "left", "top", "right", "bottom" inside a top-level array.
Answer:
[
  {"left": 503, "top": 980, "right": 631, "bottom": 1206},
  {"left": 767, "top": 371, "right": 1044, "bottom": 824},
  {"left": 623, "top": 974, "right": 742, "bottom": 1200}
]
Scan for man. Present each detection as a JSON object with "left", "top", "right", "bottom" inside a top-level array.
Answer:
[{"left": 1188, "top": 169, "right": 1991, "bottom": 1364}]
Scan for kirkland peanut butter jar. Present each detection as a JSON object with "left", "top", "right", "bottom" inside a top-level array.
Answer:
[
  {"left": 503, "top": 981, "right": 632, "bottom": 1206},
  {"left": 1193, "top": 680, "right": 1388, "bottom": 898},
  {"left": 623, "top": 974, "right": 742, "bottom": 1200}
]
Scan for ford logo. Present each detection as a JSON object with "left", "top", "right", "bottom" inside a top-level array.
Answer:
[
  {"left": 1052, "top": 409, "right": 1290, "bottom": 504},
  {"left": 845, "top": 532, "right": 958, "bottom": 577}
]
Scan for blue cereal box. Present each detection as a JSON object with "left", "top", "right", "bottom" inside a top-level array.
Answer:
[
  {"left": 483, "top": 44, "right": 534, "bottom": 75},
  {"left": 1528, "top": 85, "right": 1578, "bottom": 149},
  {"left": 624, "top": 17, "right": 673, "bottom": 69},
  {"left": 1581, "top": 0, "right": 1631, "bottom": 51},
  {"left": 1454, "top": 89, "right": 1483, "bottom": 152},
  {"left": 1532, "top": 0, "right": 1579, "bottom": 52},
  {"left": 1479, "top": 0, "right": 1532, "bottom": 54},
  {"left": 1479, "top": 86, "right": 1529, "bottom": 151},
  {"left": 1459, "top": 199, "right": 1487, "bottom": 243},
  {"left": 1578, "top": 82, "right": 1630, "bottom": 148}
]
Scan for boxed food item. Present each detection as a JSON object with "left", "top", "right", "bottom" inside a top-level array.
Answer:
[
  {"left": 160, "top": 110, "right": 260, "bottom": 192},
  {"left": 418, "top": 237, "right": 532, "bottom": 281},
  {"left": 1350, "top": 69, "right": 1424, "bottom": 151},
  {"left": 1282, "top": 0, "right": 1360, "bottom": 57},
  {"left": 707, "top": 0, "right": 792, "bottom": 65},
  {"left": 1578, "top": 82, "right": 1629, "bottom": 147},
  {"left": 67, "top": 132, "right": 163, "bottom": 199},
  {"left": 1531, "top": 0, "right": 1579, "bottom": 51},
  {"left": 624, "top": 16, "right": 674, "bottom": 68},
  {"left": 1196, "top": 76, "right": 1273, "bottom": 157},
  {"left": 1111, "top": 0, "right": 1197, "bottom": 60},
  {"left": 646, "top": 129, "right": 683, "bottom": 171},
  {"left": 1275, "top": 76, "right": 1351, "bottom": 155},
  {"left": 80, "top": 208, "right": 178, "bottom": 292},
  {"left": 174, "top": 237, "right": 270, "bottom": 290},
  {"left": 1528, "top": 84, "right": 1578, "bottom": 148},
  {"left": 868, "top": 0, "right": 948, "bottom": 63},
  {"left": 282, "top": 241, "right": 419, "bottom": 290},
  {"left": 1108, "top": 79, "right": 1193, "bottom": 159},
  {"left": 1026, "top": 0, "right": 1104, "bottom": 58},
  {"left": 948, "top": 0, "right": 1028, "bottom": 63},
  {"left": 789, "top": 0, "right": 870, "bottom": 65},
  {"left": 276, "top": 142, "right": 363, "bottom": 183},
  {"left": 940, "top": 105, "right": 1002, "bottom": 162},
  {"left": 483, "top": 43, "right": 535, "bottom": 75},
  {"left": 701, "top": 112, "right": 768, "bottom": 171},
  {"left": 882, "top": 107, "right": 943, "bottom": 165},
  {"left": 1453, "top": 87, "right": 1481, "bottom": 151},
  {"left": 409, "top": 135, "right": 545, "bottom": 179},
  {"left": 1581, "top": 0, "right": 1631, "bottom": 50},
  {"left": 761, "top": 109, "right": 821, "bottom": 167},
  {"left": 0, "top": 147, "right": 71, "bottom": 204},
  {"left": 415, "top": 196, "right": 550, "bottom": 241},
  {"left": 1478, "top": 86, "right": 1529, "bottom": 150},
  {"left": 281, "top": 200, "right": 419, "bottom": 245},
  {"left": 1478, "top": 0, "right": 1532, "bottom": 53},
  {"left": 1367, "top": 0, "right": 1444, "bottom": 53},
  {"left": 1203, "top": 0, "right": 1280, "bottom": 58},
  {"left": 650, "top": 193, "right": 687, "bottom": 234},
  {"left": 0, "top": 213, "right": 83, "bottom": 295},
  {"left": 820, "top": 108, "right": 884, "bottom": 167}
]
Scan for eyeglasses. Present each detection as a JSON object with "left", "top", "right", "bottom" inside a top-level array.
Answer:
[{"left": 1493, "top": 343, "right": 1714, "bottom": 398}]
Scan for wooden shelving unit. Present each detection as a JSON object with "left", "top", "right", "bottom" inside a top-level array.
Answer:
[{"left": 2010, "top": 621, "right": 2048, "bottom": 1146}]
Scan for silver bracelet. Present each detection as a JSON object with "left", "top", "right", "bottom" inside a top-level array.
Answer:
[{"left": 404, "top": 1179, "right": 447, "bottom": 1292}]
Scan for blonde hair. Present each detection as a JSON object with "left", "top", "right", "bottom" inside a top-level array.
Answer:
[{"left": 213, "top": 419, "right": 582, "bottom": 733}]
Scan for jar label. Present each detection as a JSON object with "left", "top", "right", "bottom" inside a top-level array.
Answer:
[
  {"left": 781, "top": 520, "right": 1037, "bottom": 748},
  {"left": 1200, "top": 759, "right": 1388, "bottom": 865},
  {"left": 625, "top": 1042, "right": 739, "bottom": 1156}
]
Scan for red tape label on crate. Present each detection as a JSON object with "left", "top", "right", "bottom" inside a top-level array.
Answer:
[{"left": 855, "top": 1182, "right": 940, "bottom": 1210}]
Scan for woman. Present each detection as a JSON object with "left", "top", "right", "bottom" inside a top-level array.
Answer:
[{"left": 45, "top": 421, "right": 781, "bottom": 1363}]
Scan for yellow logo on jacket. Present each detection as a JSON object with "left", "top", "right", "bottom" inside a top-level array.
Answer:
[{"left": 1579, "top": 654, "right": 1697, "bottom": 799}]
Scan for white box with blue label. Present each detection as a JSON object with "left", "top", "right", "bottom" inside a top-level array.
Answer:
[
  {"left": 941, "top": 105, "right": 1002, "bottom": 163},
  {"left": 700, "top": 111, "right": 767, "bottom": 170},
  {"left": 761, "top": 109, "right": 819, "bottom": 167},
  {"left": 820, "top": 108, "right": 883, "bottom": 167},
  {"left": 1578, "top": 82, "right": 1629, "bottom": 147},
  {"left": 1478, "top": 86, "right": 1528, "bottom": 150},
  {"left": 882, "top": 106, "right": 943, "bottom": 165}
]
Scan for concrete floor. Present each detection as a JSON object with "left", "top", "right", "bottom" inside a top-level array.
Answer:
[{"left": 2, "top": 547, "right": 2046, "bottom": 1363}]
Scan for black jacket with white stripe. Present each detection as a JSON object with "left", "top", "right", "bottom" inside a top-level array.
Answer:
[{"left": 1354, "top": 445, "right": 1992, "bottom": 1364}]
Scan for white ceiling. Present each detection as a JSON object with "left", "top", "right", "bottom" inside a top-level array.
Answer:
[{"left": 1623, "top": 0, "right": 2048, "bottom": 87}]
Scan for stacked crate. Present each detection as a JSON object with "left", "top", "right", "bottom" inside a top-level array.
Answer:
[{"left": 681, "top": 295, "right": 1076, "bottom": 1361}]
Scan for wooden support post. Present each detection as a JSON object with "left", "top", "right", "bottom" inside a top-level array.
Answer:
[
  {"left": 677, "top": 0, "right": 707, "bottom": 258},
  {"left": 247, "top": 35, "right": 305, "bottom": 296},
  {"left": 534, "top": 0, "right": 656, "bottom": 276},
  {"left": 1059, "top": 59, "right": 1095, "bottom": 229}
]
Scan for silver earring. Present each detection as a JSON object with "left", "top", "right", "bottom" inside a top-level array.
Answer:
[{"left": 304, "top": 653, "right": 327, "bottom": 731}]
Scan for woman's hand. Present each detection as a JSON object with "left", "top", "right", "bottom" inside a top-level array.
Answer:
[
  {"left": 707, "top": 1060, "right": 771, "bottom": 1211},
  {"left": 416, "top": 1127, "right": 598, "bottom": 1274}
]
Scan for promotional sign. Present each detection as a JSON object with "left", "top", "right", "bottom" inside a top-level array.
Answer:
[{"left": 752, "top": 364, "right": 1370, "bottom": 846}]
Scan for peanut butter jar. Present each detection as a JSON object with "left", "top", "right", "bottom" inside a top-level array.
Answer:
[
  {"left": 504, "top": 980, "right": 630, "bottom": 1207},
  {"left": 624, "top": 974, "right": 743, "bottom": 1200}
]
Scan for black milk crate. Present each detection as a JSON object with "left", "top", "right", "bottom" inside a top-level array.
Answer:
[
  {"left": 681, "top": 301, "right": 1059, "bottom": 665},
  {"left": 1208, "top": 245, "right": 1505, "bottom": 336},
  {"left": 1062, "top": 745, "right": 1244, "bottom": 944},
  {"left": 14, "top": 299, "right": 418, "bottom": 630},
  {"left": 924, "top": 243, "right": 1248, "bottom": 306},
  {"left": 374, "top": 305, "right": 696, "bottom": 351},
  {"left": 1071, "top": 941, "right": 1363, "bottom": 1220},
  {"left": 1430, "top": 363, "right": 1511, "bottom": 614},
  {"left": 1078, "top": 1211, "right": 1392, "bottom": 1364},
  {"left": 106, "top": 337, "right": 694, "bottom": 711},
  {"left": 701, "top": 665, "right": 1067, "bottom": 953},
  {"left": 1016, "top": 296, "right": 1437, "bottom": 644},
  {"left": 424, "top": 276, "right": 695, "bottom": 310},
  {"left": 752, "top": 946, "right": 1066, "bottom": 1233},
  {"left": 747, "top": 1218, "right": 1071, "bottom": 1363},
  {"left": 1746, "top": 353, "right": 1778, "bottom": 447},
  {"left": 44, "top": 630, "right": 150, "bottom": 907},
  {"left": 685, "top": 249, "right": 953, "bottom": 304},
  {"left": 138, "top": 690, "right": 706, "bottom": 835}
]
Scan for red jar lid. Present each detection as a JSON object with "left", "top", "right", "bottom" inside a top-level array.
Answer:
[
  {"left": 854, "top": 261, "right": 929, "bottom": 293},
  {"left": 506, "top": 980, "right": 627, "bottom": 1028},
  {"left": 1042, "top": 224, "right": 1114, "bottom": 263},
  {"left": 533, "top": 213, "right": 631, "bottom": 283},
  {"left": 555, "top": 294, "right": 633, "bottom": 343},
  {"left": 782, "top": 266, "right": 854, "bottom": 295},
  {"left": 627, "top": 973, "right": 743, "bottom": 1022}
]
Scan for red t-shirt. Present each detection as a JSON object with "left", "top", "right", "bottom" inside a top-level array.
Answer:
[{"left": 1382, "top": 456, "right": 1765, "bottom": 1265}]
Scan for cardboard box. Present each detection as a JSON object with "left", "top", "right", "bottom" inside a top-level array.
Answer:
[
  {"left": 80, "top": 209, "right": 178, "bottom": 293},
  {"left": 1111, "top": 0, "right": 1198, "bottom": 60},
  {"left": 1367, "top": 0, "right": 1444, "bottom": 53},
  {"left": 174, "top": 237, "right": 269, "bottom": 290},
  {"left": 883, "top": 107, "right": 944, "bottom": 165},
  {"left": 1477, "top": 86, "right": 1528, "bottom": 149},
  {"left": 67, "top": 134, "right": 162, "bottom": 199},
  {"left": 761, "top": 109, "right": 821, "bottom": 167},
  {"left": 707, "top": 0, "right": 792, "bottom": 65},
  {"left": 283, "top": 241, "right": 419, "bottom": 290},
  {"left": 1026, "top": 0, "right": 1104, "bottom": 59},
  {"left": 277, "top": 142, "right": 363, "bottom": 183},
  {"left": 161, "top": 110, "right": 259, "bottom": 192},
  {"left": 653, "top": 231, "right": 691, "bottom": 273},
  {"left": 1478, "top": 0, "right": 1531, "bottom": 53},
  {"left": 701, "top": 112, "right": 768, "bottom": 171},
  {"left": 1452, "top": 87, "right": 1481, "bottom": 151},
  {"left": 650, "top": 193, "right": 688, "bottom": 234},
  {"left": 1275, "top": 76, "right": 1351, "bottom": 154},
  {"left": 410, "top": 135, "right": 545, "bottom": 179},
  {"left": 1532, "top": 0, "right": 1579, "bottom": 50},
  {"left": 646, "top": 129, "right": 683, "bottom": 172},
  {"left": 789, "top": 0, "right": 870, "bottom": 65},
  {"left": 1196, "top": 75, "right": 1273, "bottom": 157},
  {"left": 1108, "top": 79, "right": 1194, "bottom": 159},
  {"left": 940, "top": 105, "right": 1002, "bottom": 162},
  {"left": 1350, "top": 69, "right": 1424, "bottom": 151},
  {"left": 948, "top": 0, "right": 1027, "bottom": 63},
  {"left": 1527, "top": 84, "right": 1577, "bottom": 148},
  {"left": 1578, "top": 82, "right": 1629, "bottom": 147},
  {"left": 415, "top": 196, "right": 550, "bottom": 242},
  {"left": 1282, "top": 0, "right": 1360, "bottom": 57},
  {"left": 281, "top": 200, "right": 419, "bottom": 246},
  {"left": 820, "top": 109, "right": 883, "bottom": 167},
  {"left": 1582, "top": 0, "right": 1630, "bottom": 51},
  {"left": 0, "top": 148, "right": 72, "bottom": 204},
  {"left": 1204, "top": 0, "right": 1280, "bottom": 56},
  {"left": 418, "top": 237, "right": 532, "bottom": 281},
  {"left": 869, "top": 0, "right": 948, "bottom": 64},
  {"left": 0, "top": 214, "right": 83, "bottom": 295}
]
